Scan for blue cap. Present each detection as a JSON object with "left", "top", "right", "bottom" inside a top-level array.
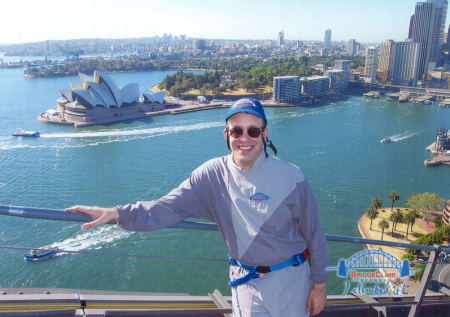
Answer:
[{"left": 225, "top": 98, "right": 267, "bottom": 123}]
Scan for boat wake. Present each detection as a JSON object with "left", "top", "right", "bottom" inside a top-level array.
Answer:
[
  {"left": 39, "top": 121, "right": 222, "bottom": 138},
  {"left": 51, "top": 226, "right": 133, "bottom": 256},
  {"left": 389, "top": 131, "right": 418, "bottom": 142},
  {"left": 1, "top": 121, "right": 222, "bottom": 150}
]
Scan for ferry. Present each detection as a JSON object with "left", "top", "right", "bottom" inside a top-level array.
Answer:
[
  {"left": 12, "top": 129, "right": 40, "bottom": 137},
  {"left": 24, "top": 246, "right": 59, "bottom": 261},
  {"left": 381, "top": 137, "right": 392, "bottom": 144}
]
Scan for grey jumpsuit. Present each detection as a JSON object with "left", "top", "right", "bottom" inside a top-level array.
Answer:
[{"left": 117, "top": 152, "right": 329, "bottom": 316}]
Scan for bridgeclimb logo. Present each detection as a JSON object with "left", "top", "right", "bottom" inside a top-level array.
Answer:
[{"left": 328, "top": 249, "right": 414, "bottom": 296}]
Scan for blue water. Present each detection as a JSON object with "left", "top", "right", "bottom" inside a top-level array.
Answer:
[{"left": 0, "top": 67, "right": 449, "bottom": 295}]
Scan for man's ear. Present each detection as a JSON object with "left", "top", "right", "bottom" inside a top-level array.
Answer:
[
  {"left": 223, "top": 128, "right": 228, "bottom": 140},
  {"left": 263, "top": 127, "right": 269, "bottom": 139}
]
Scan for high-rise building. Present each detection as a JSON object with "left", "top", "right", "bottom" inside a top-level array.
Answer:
[
  {"left": 391, "top": 41, "right": 421, "bottom": 86},
  {"left": 365, "top": 47, "right": 379, "bottom": 83},
  {"left": 325, "top": 69, "right": 346, "bottom": 94},
  {"left": 300, "top": 76, "right": 330, "bottom": 97},
  {"left": 273, "top": 76, "right": 301, "bottom": 103},
  {"left": 377, "top": 40, "right": 396, "bottom": 83},
  {"left": 347, "top": 39, "right": 357, "bottom": 56},
  {"left": 324, "top": 29, "right": 332, "bottom": 47},
  {"left": 194, "top": 39, "right": 206, "bottom": 50},
  {"left": 408, "top": 0, "right": 448, "bottom": 79},
  {"left": 278, "top": 31, "right": 285, "bottom": 46},
  {"left": 334, "top": 60, "right": 351, "bottom": 89}
]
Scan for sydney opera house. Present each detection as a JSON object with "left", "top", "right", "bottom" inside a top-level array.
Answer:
[{"left": 38, "top": 70, "right": 166, "bottom": 127}]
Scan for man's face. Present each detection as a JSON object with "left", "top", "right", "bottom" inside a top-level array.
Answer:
[{"left": 224, "top": 112, "right": 268, "bottom": 171}]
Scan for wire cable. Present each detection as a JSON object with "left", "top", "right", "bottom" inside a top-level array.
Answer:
[{"left": 0, "top": 245, "right": 228, "bottom": 263}]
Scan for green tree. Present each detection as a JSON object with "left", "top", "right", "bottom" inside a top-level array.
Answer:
[
  {"left": 406, "top": 192, "right": 443, "bottom": 221},
  {"left": 434, "top": 215, "right": 444, "bottom": 229},
  {"left": 413, "top": 264, "right": 426, "bottom": 281},
  {"left": 407, "top": 224, "right": 450, "bottom": 256},
  {"left": 366, "top": 207, "right": 379, "bottom": 230},
  {"left": 372, "top": 197, "right": 382, "bottom": 210},
  {"left": 389, "top": 210, "right": 404, "bottom": 234},
  {"left": 378, "top": 219, "right": 390, "bottom": 240},
  {"left": 389, "top": 191, "right": 400, "bottom": 212},
  {"left": 404, "top": 210, "right": 417, "bottom": 239}
]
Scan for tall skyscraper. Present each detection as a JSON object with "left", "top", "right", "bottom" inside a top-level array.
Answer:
[
  {"left": 334, "top": 60, "right": 351, "bottom": 89},
  {"left": 278, "top": 31, "right": 285, "bottom": 46},
  {"left": 347, "top": 39, "right": 357, "bottom": 56},
  {"left": 365, "top": 47, "right": 379, "bottom": 84},
  {"left": 377, "top": 40, "right": 396, "bottom": 83},
  {"left": 324, "top": 29, "right": 331, "bottom": 47},
  {"left": 408, "top": 0, "right": 448, "bottom": 79},
  {"left": 391, "top": 41, "right": 421, "bottom": 86}
]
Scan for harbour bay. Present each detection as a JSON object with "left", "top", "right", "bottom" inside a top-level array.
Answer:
[{"left": 0, "top": 68, "right": 449, "bottom": 295}]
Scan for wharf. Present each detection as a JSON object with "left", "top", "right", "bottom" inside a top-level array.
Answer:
[
  {"left": 424, "top": 151, "right": 450, "bottom": 166},
  {"left": 37, "top": 100, "right": 297, "bottom": 128}
]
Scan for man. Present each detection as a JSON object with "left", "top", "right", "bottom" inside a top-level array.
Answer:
[{"left": 67, "top": 98, "right": 329, "bottom": 316}]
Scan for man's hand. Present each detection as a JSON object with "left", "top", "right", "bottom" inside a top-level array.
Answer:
[
  {"left": 65, "top": 205, "right": 119, "bottom": 230},
  {"left": 306, "top": 283, "right": 327, "bottom": 316}
]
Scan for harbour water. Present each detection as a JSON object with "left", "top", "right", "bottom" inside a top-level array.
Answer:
[{"left": 0, "top": 67, "right": 449, "bottom": 296}]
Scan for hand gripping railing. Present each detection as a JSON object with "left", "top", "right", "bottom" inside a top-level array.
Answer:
[{"left": 0, "top": 204, "right": 218, "bottom": 231}]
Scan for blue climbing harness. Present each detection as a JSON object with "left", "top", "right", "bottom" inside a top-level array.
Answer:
[{"left": 228, "top": 249, "right": 309, "bottom": 287}]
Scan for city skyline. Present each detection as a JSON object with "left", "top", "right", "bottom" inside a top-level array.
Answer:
[{"left": 2, "top": 0, "right": 450, "bottom": 45}]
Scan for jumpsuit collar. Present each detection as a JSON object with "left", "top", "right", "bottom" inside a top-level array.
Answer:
[{"left": 228, "top": 151, "right": 267, "bottom": 175}]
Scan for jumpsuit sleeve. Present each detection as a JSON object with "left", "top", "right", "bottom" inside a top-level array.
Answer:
[
  {"left": 298, "top": 179, "right": 330, "bottom": 284},
  {"left": 116, "top": 163, "right": 215, "bottom": 232}
]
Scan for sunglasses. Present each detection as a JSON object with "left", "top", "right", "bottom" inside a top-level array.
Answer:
[{"left": 227, "top": 126, "right": 264, "bottom": 138}]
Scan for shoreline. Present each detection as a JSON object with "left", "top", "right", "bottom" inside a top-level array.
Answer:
[
  {"left": 37, "top": 99, "right": 301, "bottom": 128},
  {"left": 357, "top": 207, "right": 438, "bottom": 295}
]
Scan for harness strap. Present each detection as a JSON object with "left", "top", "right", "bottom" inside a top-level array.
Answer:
[{"left": 228, "top": 250, "right": 309, "bottom": 287}]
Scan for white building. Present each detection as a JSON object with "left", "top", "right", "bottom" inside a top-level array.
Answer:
[
  {"left": 59, "top": 70, "right": 140, "bottom": 110},
  {"left": 408, "top": 0, "right": 448, "bottom": 79},
  {"left": 278, "top": 31, "right": 285, "bottom": 46},
  {"left": 334, "top": 60, "right": 351, "bottom": 89},
  {"left": 325, "top": 69, "right": 346, "bottom": 94},
  {"left": 300, "top": 76, "right": 330, "bottom": 97},
  {"left": 273, "top": 76, "right": 301, "bottom": 103},
  {"left": 377, "top": 40, "right": 396, "bottom": 82},
  {"left": 365, "top": 47, "right": 379, "bottom": 84},
  {"left": 391, "top": 41, "right": 421, "bottom": 86},
  {"left": 143, "top": 91, "right": 166, "bottom": 104},
  {"left": 347, "top": 39, "right": 357, "bottom": 56},
  {"left": 324, "top": 29, "right": 332, "bottom": 47}
]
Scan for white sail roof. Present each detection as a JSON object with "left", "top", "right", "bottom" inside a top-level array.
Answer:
[{"left": 58, "top": 70, "right": 140, "bottom": 109}]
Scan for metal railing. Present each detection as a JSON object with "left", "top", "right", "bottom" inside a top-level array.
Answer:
[{"left": 0, "top": 204, "right": 449, "bottom": 317}]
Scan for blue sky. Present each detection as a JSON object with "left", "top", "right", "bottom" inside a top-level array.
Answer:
[{"left": 1, "top": 0, "right": 450, "bottom": 44}]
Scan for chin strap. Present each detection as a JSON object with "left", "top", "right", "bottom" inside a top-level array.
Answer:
[{"left": 263, "top": 136, "right": 277, "bottom": 158}]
